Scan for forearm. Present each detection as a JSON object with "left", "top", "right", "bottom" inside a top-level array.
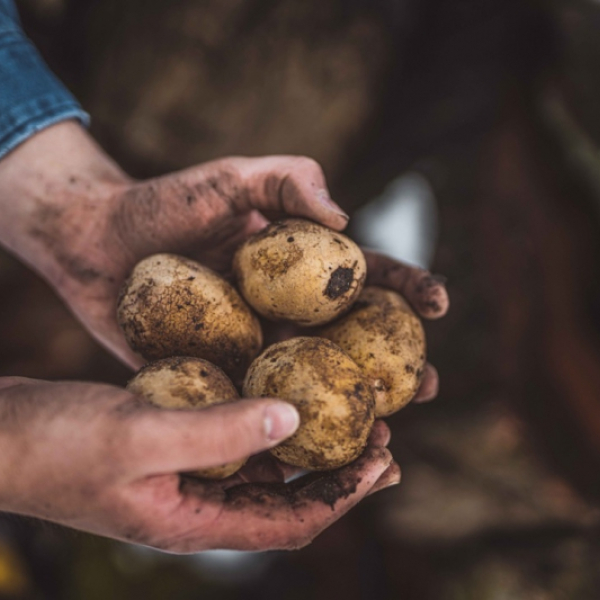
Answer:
[
  {"left": 0, "top": 121, "right": 129, "bottom": 292},
  {"left": 0, "top": 0, "right": 129, "bottom": 291}
]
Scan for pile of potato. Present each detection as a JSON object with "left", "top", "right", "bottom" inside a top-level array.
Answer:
[{"left": 118, "top": 218, "right": 426, "bottom": 478}]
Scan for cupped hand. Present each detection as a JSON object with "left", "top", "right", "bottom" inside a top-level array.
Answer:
[
  {"left": 0, "top": 377, "right": 397, "bottom": 553},
  {"left": 0, "top": 121, "right": 449, "bottom": 400},
  {"left": 45, "top": 148, "right": 448, "bottom": 404},
  {"left": 46, "top": 153, "right": 351, "bottom": 369}
]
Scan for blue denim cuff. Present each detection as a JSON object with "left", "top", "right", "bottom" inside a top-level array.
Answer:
[{"left": 0, "top": 8, "right": 90, "bottom": 159}]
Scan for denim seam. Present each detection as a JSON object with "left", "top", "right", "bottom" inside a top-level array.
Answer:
[
  {"left": 0, "top": 90, "right": 86, "bottom": 127},
  {"left": 0, "top": 102, "right": 90, "bottom": 159}
]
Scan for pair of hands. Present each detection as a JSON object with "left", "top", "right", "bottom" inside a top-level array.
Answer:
[{"left": 0, "top": 122, "right": 448, "bottom": 552}]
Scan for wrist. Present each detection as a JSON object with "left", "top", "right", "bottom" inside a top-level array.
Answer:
[{"left": 0, "top": 121, "right": 131, "bottom": 293}]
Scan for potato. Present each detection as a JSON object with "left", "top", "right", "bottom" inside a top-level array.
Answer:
[
  {"left": 233, "top": 219, "right": 366, "bottom": 326},
  {"left": 117, "top": 253, "right": 262, "bottom": 382},
  {"left": 243, "top": 337, "right": 374, "bottom": 470},
  {"left": 322, "top": 286, "right": 426, "bottom": 417},
  {"left": 127, "top": 357, "right": 246, "bottom": 479}
]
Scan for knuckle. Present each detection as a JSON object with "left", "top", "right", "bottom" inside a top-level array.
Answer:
[{"left": 292, "top": 156, "right": 323, "bottom": 174}]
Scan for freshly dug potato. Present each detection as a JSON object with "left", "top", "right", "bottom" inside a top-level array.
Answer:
[
  {"left": 117, "top": 253, "right": 262, "bottom": 381},
  {"left": 322, "top": 286, "right": 426, "bottom": 417},
  {"left": 233, "top": 219, "right": 366, "bottom": 326},
  {"left": 243, "top": 337, "right": 374, "bottom": 470},
  {"left": 127, "top": 357, "right": 246, "bottom": 479}
]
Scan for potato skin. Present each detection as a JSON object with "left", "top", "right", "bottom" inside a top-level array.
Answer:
[
  {"left": 243, "top": 337, "right": 374, "bottom": 470},
  {"left": 127, "top": 357, "right": 245, "bottom": 479},
  {"left": 117, "top": 253, "right": 262, "bottom": 382},
  {"left": 233, "top": 219, "right": 366, "bottom": 326},
  {"left": 322, "top": 286, "right": 426, "bottom": 417}
]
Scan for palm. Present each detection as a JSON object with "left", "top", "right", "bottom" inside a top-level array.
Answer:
[{"left": 108, "top": 421, "right": 394, "bottom": 552}]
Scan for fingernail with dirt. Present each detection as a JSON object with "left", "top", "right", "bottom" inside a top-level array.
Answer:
[
  {"left": 264, "top": 403, "right": 300, "bottom": 442},
  {"left": 316, "top": 189, "right": 349, "bottom": 220}
]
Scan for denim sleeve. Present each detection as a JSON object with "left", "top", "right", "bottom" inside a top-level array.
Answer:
[{"left": 0, "top": 0, "right": 90, "bottom": 159}]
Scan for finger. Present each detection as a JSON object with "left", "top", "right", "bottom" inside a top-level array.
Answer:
[
  {"left": 232, "top": 156, "right": 349, "bottom": 230},
  {"left": 165, "top": 156, "right": 348, "bottom": 231},
  {"left": 366, "top": 462, "right": 401, "bottom": 497},
  {"left": 413, "top": 363, "right": 439, "bottom": 403},
  {"left": 363, "top": 250, "right": 449, "bottom": 319},
  {"left": 127, "top": 398, "right": 300, "bottom": 476},
  {"left": 369, "top": 420, "right": 391, "bottom": 447},
  {"left": 112, "top": 154, "right": 348, "bottom": 273},
  {"left": 172, "top": 444, "right": 393, "bottom": 552}
]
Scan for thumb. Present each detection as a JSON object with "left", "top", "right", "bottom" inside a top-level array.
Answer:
[{"left": 128, "top": 398, "right": 300, "bottom": 476}]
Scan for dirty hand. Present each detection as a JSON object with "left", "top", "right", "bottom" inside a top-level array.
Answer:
[
  {"left": 0, "top": 377, "right": 397, "bottom": 552},
  {"left": 0, "top": 120, "right": 448, "bottom": 400}
]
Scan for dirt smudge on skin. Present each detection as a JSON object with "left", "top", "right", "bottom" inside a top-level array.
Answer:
[
  {"left": 414, "top": 274, "right": 448, "bottom": 314},
  {"left": 28, "top": 202, "right": 106, "bottom": 284},
  {"left": 222, "top": 466, "right": 361, "bottom": 512},
  {"left": 293, "top": 470, "right": 360, "bottom": 510}
]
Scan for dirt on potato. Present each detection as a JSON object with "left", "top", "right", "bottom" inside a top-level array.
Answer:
[
  {"left": 233, "top": 219, "right": 366, "bottom": 326},
  {"left": 244, "top": 336, "right": 374, "bottom": 470},
  {"left": 117, "top": 253, "right": 262, "bottom": 382},
  {"left": 322, "top": 286, "right": 426, "bottom": 417}
]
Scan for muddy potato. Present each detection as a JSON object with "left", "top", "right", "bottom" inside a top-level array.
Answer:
[
  {"left": 322, "top": 286, "right": 426, "bottom": 417},
  {"left": 127, "top": 356, "right": 246, "bottom": 479},
  {"left": 233, "top": 219, "right": 366, "bottom": 326},
  {"left": 243, "top": 337, "right": 374, "bottom": 470},
  {"left": 117, "top": 253, "right": 262, "bottom": 381}
]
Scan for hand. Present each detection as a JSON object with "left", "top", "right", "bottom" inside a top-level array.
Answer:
[
  {"left": 0, "top": 122, "right": 449, "bottom": 402},
  {"left": 0, "top": 122, "right": 350, "bottom": 369},
  {"left": 0, "top": 377, "right": 397, "bottom": 552}
]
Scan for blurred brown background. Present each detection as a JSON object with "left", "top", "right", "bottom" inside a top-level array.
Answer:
[{"left": 2, "top": 0, "right": 600, "bottom": 598}]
